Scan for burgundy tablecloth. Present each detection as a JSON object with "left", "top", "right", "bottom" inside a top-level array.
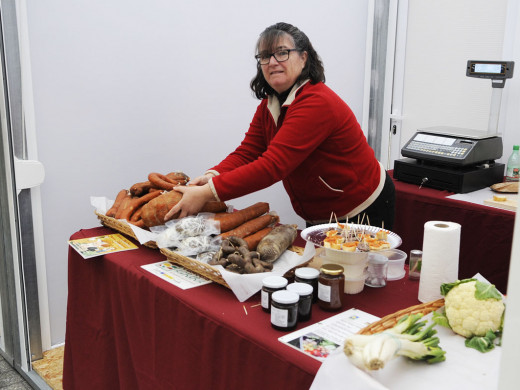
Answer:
[
  {"left": 391, "top": 172, "right": 515, "bottom": 293},
  {"left": 63, "top": 226, "right": 422, "bottom": 390}
]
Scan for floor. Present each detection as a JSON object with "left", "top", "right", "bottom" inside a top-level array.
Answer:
[
  {"left": 0, "top": 355, "right": 32, "bottom": 390},
  {"left": 0, "top": 345, "right": 63, "bottom": 390}
]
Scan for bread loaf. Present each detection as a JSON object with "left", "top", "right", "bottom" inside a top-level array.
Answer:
[{"left": 490, "top": 182, "right": 518, "bottom": 193}]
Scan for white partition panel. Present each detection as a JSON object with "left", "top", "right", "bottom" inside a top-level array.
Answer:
[{"left": 24, "top": 0, "right": 370, "bottom": 344}]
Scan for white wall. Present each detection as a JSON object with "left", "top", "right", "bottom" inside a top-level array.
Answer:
[
  {"left": 399, "top": 0, "right": 510, "bottom": 158},
  {"left": 24, "top": 0, "right": 370, "bottom": 345},
  {"left": 502, "top": 0, "right": 520, "bottom": 159}
]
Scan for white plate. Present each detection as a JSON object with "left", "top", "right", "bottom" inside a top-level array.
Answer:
[{"left": 300, "top": 223, "right": 402, "bottom": 253}]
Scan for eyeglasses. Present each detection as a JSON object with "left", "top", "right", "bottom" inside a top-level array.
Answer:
[{"left": 255, "top": 49, "right": 300, "bottom": 65}]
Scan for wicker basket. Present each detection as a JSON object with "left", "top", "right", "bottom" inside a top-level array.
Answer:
[
  {"left": 358, "top": 298, "right": 445, "bottom": 335},
  {"left": 161, "top": 246, "right": 306, "bottom": 290},
  {"left": 96, "top": 210, "right": 308, "bottom": 289},
  {"left": 95, "top": 211, "right": 158, "bottom": 249}
]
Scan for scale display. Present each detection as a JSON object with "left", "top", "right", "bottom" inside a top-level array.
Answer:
[{"left": 466, "top": 60, "right": 514, "bottom": 80}]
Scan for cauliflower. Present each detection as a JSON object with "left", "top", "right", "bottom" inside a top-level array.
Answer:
[
  {"left": 443, "top": 280, "right": 504, "bottom": 337},
  {"left": 433, "top": 278, "right": 505, "bottom": 353}
]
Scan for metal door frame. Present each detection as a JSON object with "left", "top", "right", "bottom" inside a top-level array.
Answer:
[{"left": 0, "top": 1, "right": 50, "bottom": 388}]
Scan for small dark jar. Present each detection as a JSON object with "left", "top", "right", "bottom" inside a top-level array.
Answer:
[
  {"left": 261, "top": 276, "right": 288, "bottom": 313},
  {"left": 294, "top": 267, "right": 320, "bottom": 303},
  {"left": 270, "top": 290, "right": 299, "bottom": 331},
  {"left": 286, "top": 282, "right": 313, "bottom": 322}
]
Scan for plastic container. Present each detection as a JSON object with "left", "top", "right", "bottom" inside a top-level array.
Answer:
[
  {"left": 345, "top": 272, "right": 368, "bottom": 294},
  {"left": 379, "top": 249, "right": 407, "bottom": 280},
  {"left": 365, "top": 253, "right": 388, "bottom": 288},
  {"left": 321, "top": 250, "right": 368, "bottom": 278},
  {"left": 505, "top": 145, "right": 520, "bottom": 182}
]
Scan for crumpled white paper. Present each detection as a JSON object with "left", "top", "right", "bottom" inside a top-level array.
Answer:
[
  {"left": 91, "top": 196, "right": 157, "bottom": 243},
  {"left": 91, "top": 196, "right": 316, "bottom": 302},
  {"left": 216, "top": 240, "right": 316, "bottom": 302}
]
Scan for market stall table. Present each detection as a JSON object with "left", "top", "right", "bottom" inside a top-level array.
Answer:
[
  {"left": 391, "top": 172, "right": 515, "bottom": 293},
  {"left": 63, "top": 226, "right": 422, "bottom": 390}
]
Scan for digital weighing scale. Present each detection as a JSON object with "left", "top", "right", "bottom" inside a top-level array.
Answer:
[{"left": 393, "top": 60, "right": 514, "bottom": 193}]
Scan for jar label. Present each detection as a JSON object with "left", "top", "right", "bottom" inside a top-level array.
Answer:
[
  {"left": 318, "top": 282, "right": 331, "bottom": 302},
  {"left": 261, "top": 290, "right": 269, "bottom": 309},
  {"left": 271, "top": 306, "right": 288, "bottom": 327}
]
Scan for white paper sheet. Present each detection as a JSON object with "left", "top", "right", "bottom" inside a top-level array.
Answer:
[
  {"left": 311, "top": 313, "right": 501, "bottom": 390},
  {"left": 215, "top": 241, "right": 316, "bottom": 302},
  {"left": 312, "top": 273, "right": 503, "bottom": 390}
]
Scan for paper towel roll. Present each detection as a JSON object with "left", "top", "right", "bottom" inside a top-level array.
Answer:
[{"left": 418, "top": 221, "right": 461, "bottom": 303}]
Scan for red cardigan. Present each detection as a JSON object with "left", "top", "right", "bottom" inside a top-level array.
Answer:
[{"left": 208, "top": 81, "right": 383, "bottom": 223}]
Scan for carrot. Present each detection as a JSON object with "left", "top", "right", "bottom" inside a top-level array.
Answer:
[
  {"left": 166, "top": 172, "right": 190, "bottom": 184},
  {"left": 213, "top": 202, "right": 270, "bottom": 232},
  {"left": 128, "top": 219, "right": 145, "bottom": 229},
  {"left": 243, "top": 227, "right": 274, "bottom": 251},
  {"left": 129, "top": 181, "right": 155, "bottom": 196},
  {"left": 201, "top": 201, "right": 228, "bottom": 214},
  {"left": 148, "top": 172, "right": 189, "bottom": 191},
  {"left": 118, "top": 190, "right": 162, "bottom": 221},
  {"left": 141, "top": 190, "right": 183, "bottom": 227},
  {"left": 219, "top": 214, "right": 279, "bottom": 239},
  {"left": 106, "top": 190, "right": 129, "bottom": 218},
  {"left": 130, "top": 205, "right": 143, "bottom": 222},
  {"left": 114, "top": 193, "right": 133, "bottom": 219}
]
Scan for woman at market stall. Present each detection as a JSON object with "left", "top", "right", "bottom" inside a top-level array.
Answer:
[{"left": 165, "top": 22, "right": 395, "bottom": 229}]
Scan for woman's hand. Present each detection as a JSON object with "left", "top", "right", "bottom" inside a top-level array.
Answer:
[
  {"left": 189, "top": 173, "right": 215, "bottom": 186},
  {"left": 164, "top": 183, "right": 216, "bottom": 220}
]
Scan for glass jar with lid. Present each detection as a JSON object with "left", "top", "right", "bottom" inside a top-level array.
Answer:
[
  {"left": 294, "top": 267, "right": 319, "bottom": 303},
  {"left": 270, "top": 290, "right": 299, "bottom": 331},
  {"left": 287, "top": 282, "right": 313, "bottom": 321},
  {"left": 261, "top": 276, "right": 288, "bottom": 313},
  {"left": 317, "top": 264, "right": 345, "bottom": 311}
]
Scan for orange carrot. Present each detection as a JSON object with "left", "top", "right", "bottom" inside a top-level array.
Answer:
[
  {"left": 106, "top": 190, "right": 129, "bottom": 218},
  {"left": 166, "top": 172, "right": 190, "bottom": 184},
  {"left": 219, "top": 214, "right": 279, "bottom": 239},
  {"left": 141, "top": 190, "right": 183, "bottom": 227},
  {"left": 130, "top": 205, "right": 143, "bottom": 222},
  {"left": 243, "top": 227, "right": 274, "bottom": 250},
  {"left": 148, "top": 172, "right": 189, "bottom": 191},
  {"left": 114, "top": 193, "right": 133, "bottom": 219},
  {"left": 118, "top": 190, "right": 162, "bottom": 221},
  {"left": 213, "top": 202, "right": 270, "bottom": 232},
  {"left": 201, "top": 201, "right": 228, "bottom": 214},
  {"left": 128, "top": 219, "right": 145, "bottom": 229},
  {"left": 129, "top": 181, "right": 155, "bottom": 197}
]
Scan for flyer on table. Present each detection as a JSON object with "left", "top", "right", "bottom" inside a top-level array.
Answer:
[
  {"left": 68, "top": 233, "right": 138, "bottom": 259},
  {"left": 279, "top": 308, "right": 380, "bottom": 361}
]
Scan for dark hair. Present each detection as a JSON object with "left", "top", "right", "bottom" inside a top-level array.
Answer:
[{"left": 250, "top": 22, "right": 325, "bottom": 99}]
